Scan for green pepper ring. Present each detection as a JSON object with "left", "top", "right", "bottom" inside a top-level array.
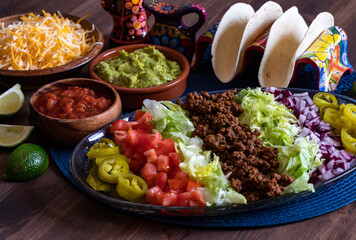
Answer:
[
  {"left": 313, "top": 92, "right": 338, "bottom": 109},
  {"left": 117, "top": 173, "right": 148, "bottom": 202},
  {"left": 341, "top": 127, "right": 356, "bottom": 155},
  {"left": 98, "top": 158, "right": 129, "bottom": 184}
]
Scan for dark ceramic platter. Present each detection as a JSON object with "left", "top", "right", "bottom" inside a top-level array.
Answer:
[{"left": 70, "top": 88, "right": 356, "bottom": 216}]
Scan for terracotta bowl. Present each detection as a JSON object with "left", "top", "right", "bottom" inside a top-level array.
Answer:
[
  {"left": 88, "top": 44, "right": 189, "bottom": 109},
  {"left": 29, "top": 78, "right": 122, "bottom": 146},
  {"left": 0, "top": 13, "right": 104, "bottom": 90}
]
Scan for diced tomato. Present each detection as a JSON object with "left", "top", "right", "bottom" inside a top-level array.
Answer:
[
  {"left": 132, "top": 152, "right": 145, "bottom": 162},
  {"left": 135, "top": 128, "right": 151, "bottom": 135},
  {"left": 121, "top": 143, "right": 135, "bottom": 159},
  {"left": 157, "top": 155, "right": 170, "bottom": 172},
  {"left": 161, "top": 192, "right": 178, "bottom": 206},
  {"left": 133, "top": 109, "right": 146, "bottom": 121},
  {"left": 113, "top": 128, "right": 138, "bottom": 147},
  {"left": 113, "top": 130, "right": 128, "bottom": 144},
  {"left": 136, "top": 131, "right": 162, "bottom": 153},
  {"left": 153, "top": 172, "right": 168, "bottom": 190},
  {"left": 110, "top": 119, "right": 138, "bottom": 133},
  {"left": 146, "top": 186, "right": 164, "bottom": 205},
  {"left": 135, "top": 123, "right": 154, "bottom": 133},
  {"left": 189, "top": 190, "right": 206, "bottom": 206},
  {"left": 129, "top": 159, "right": 145, "bottom": 174},
  {"left": 134, "top": 110, "right": 153, "bottom": 122},
  {"left": 176, "top": 190, "right": 206, "bottom": 207},
  {"left": 168, "top": 178, "right": 188, "bottom": 192},
  {"left": 186, "top": 179, "right": 204, "bottom": 192},
  {"left": 154, "top": 138, "right": 176, "bottom": 156},
  {"left": 133, "top": 111, "right": 154, "bottom": 132},
  {"left": 126, "top": 128, "right": 139, "bottom": 146},
  {"left": 143, "top": 148, "right": 157, "bottom": 164},
  {"left": 169, "top": 152, "right": 183, "bottom": 170},
  {"left": 129, "top": 152, "right": 146, "bottom": 173},
  {"left": 141, "top": 162, "right": 157, "bottom": 187},
  {"left": 171, "top": 170, "right": 190, "bottom": 182},
  {"left": 176, "top": 192, "right": 191, "bottom": 207}
]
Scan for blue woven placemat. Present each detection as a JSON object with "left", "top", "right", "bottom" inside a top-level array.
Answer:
[{"left": 49, "top": 45, "right": 356, "bottom": 228}]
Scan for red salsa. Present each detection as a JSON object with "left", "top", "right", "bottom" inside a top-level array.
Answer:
[{"left": 34, "top": 86, "right": 112, "bottom": 119}]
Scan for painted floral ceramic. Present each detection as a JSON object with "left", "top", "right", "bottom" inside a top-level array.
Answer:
[
  {"left": 101, "top": 0, "right": 148, "bottom": 44},
  {"left": 143, "top": 0, "right": 207, "bottom": 62},
  {"left": 297, "top": 26, "right": 353, "bottom": 92}
]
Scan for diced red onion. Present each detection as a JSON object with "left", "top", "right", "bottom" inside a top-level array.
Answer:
[
  {"left": 326, "top": 160, "right": 335, "bottom": 170},
  {"left": 331, "top": 168, "right": 344, "bottom": 175},
  {"left": 341, "top": 150, "right": 352, "bottom": 160},
  {"left": 298, "top": 114, "right": 307, "bottom": 126}
]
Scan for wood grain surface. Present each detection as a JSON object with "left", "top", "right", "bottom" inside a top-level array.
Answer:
[{"left": 0, "top": 0, "right": 355, "bottom": 239}]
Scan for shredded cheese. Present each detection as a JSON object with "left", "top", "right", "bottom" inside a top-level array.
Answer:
[{"left": 0, "top": 10, "right": 101, "bottom": 70}]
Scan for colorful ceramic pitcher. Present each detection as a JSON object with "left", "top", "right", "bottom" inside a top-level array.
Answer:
[
  {"left": 143, "top": 0, "right": 207, "bottom": 62},
  {"left": 101, "top": 0, "right": 148, "bottom": 45}
]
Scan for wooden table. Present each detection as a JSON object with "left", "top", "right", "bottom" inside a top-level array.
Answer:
[{"left": 0, "top": 0, "right": 355, "bottom": 239}]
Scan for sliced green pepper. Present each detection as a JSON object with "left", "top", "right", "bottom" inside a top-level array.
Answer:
[
  {"left": 319, "top": 104, "right": 338, "bottom": 119},
  {"left": 343, "top": 104, "right": 356, "bottom": 126},
  {"left": 98, "top": 158, "right": 129, "bottom": 184},
  {"left": 86, "top": 163, "right": 111, "bottom": 192},
  {"left": 89, "top": 138, "right": 116, "bottom": 151},
  {"left": 116, "top": 173, "right": 148, "bottom": 202},
  {"left": 313, "top": 92, "right": 338, "bottom": 109},
  {"left": 95, "top": 153, "right": 130, "bottom": 166},
  {"left": 86, "top": 146, "right": 120, "bottom": 159},
  {"left": 341, "top": 126, "right": 356, "bottom": 155},
  {"left": 323, "top": 107, "right": 348, "bottom": 130},
  {"left": 339, "top": 103, "right": 346, "bottom": 113}
]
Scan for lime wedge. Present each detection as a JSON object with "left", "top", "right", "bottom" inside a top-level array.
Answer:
[
  {"left": 0, "top": 84, "right": 25, "bottom": 119},
  {"left": 0, "top": 124, "right": 34, "bottom": 148}
]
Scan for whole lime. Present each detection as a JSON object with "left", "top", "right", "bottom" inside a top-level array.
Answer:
[{"left": 4, "top": 143, "right": 49, "bottom": 181}]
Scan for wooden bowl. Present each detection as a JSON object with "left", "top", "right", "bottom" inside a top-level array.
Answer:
[
  {"left": 29, "top": 78, "right": 122, "bottom": 146},
  {"left": 0, "top": 13, "right": 104, "bottom": 90},
  {"left": 89, "top": 44, "right": 189, "bottom": 109}
]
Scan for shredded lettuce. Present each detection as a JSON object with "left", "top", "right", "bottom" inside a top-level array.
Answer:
[
  {"left": 283, "top": 172, "right": 314, "bottom": 193},
  {"left": 143, "top": 99, "right": 194, "bottom": 141},
  {"left": 278, "top": 137, "right": 322, "bottom": 179},
  {"left": 143, "top": 99, "right": 247, "bottom": 205},
  {"left": 178, "top": 141, "right": 246, "bottom": 205},
  {"left": 236, "top": 88, "right": 322, "bottom": 193},
  {"left": 236, "top": 87, "right": 299, "bottom": 146}
]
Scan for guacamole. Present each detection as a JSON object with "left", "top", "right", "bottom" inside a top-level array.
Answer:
[{"left": 94, "top": 46, "right": 182, "bottom": 88}]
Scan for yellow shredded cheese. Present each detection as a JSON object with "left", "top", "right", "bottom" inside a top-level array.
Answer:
[{"left": 0, "top": 10, "right": 100, "bottom": 70}]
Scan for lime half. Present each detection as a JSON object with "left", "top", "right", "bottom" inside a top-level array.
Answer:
[
  {"left": 0, "top": 124, "right": 34, "bottom": 148},
  {"left": 0, "top": 84, "right": 25, "bottom": 119}
]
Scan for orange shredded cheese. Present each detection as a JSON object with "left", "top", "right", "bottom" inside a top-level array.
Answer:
[{"left": 0, "top": 10, "right": 100, "bottom": 70}]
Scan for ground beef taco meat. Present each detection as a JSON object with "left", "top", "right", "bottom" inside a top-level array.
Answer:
[{"left": 177, "top": 90, "right": 294, "bottom": 201}]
